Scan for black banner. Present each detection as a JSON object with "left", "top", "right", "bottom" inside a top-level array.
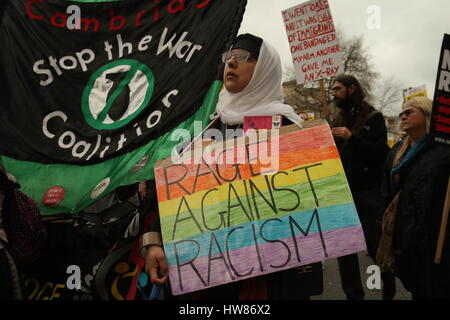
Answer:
[
  {"left": 0, "top": 0, "right": 245, "bottom": 164},
  {"left": 431, "top": 33, "right": 450, "bottom": 145}
]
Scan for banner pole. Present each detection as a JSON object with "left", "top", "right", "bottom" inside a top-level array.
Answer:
[{"left": 435, "top": 173, "right": 450, "bottom": 264}]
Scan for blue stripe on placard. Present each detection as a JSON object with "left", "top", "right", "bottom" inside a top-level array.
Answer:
[{"left": 164, "top": 202, "right": 360, "bottom": 265}]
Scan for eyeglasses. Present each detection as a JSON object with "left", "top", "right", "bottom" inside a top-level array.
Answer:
[
  {"left": 398, "top": 109, "right": 415, "bottom": 118},
  {"left": 222, "top": 50, "right": 252, "bottom": 64}
]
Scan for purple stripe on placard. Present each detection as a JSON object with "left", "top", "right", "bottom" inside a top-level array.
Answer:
[{"left": 168, "top": 225, "right": 366, "bottom": 295}]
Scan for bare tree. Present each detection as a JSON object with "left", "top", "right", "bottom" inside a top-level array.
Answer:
[
  {"left": 282, "top": 63, "right": 296, "bottom": 82},
  {"left": 333, "top": 32, "right": 379, "bottom": 100},
  {"left": 373, "top": 76, "right": 403, "bottom": 115}
]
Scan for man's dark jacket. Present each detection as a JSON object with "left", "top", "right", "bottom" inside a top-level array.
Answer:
[
  {"left": 332, "top": 102, "right": 389, "bottom": 196},
  {"left": 332, "top": 101, "right": 390, "bottom": 258}
]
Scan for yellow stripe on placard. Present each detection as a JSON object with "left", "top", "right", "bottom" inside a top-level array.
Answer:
[{"left": 158, "top": 158, "right": 344, "bottom": 217}]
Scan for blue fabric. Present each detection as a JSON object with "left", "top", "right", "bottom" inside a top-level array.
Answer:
[{"left": 391, "top": 135, "right": 428, "bottom": 177}]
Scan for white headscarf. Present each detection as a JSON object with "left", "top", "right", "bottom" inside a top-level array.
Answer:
[{"left": 215, "top": 40, "right": 303, "bottom": 127}]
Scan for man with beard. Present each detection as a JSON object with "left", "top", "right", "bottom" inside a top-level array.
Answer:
[{"left": 331, "top": 74, "right": 394, "bottom": 300}]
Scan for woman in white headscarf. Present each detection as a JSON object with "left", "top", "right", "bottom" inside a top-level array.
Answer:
[
  {"left": 215, "top": 33, "right": 303, "bottom": 129},
  {"left": 144, "top": 34, "right": 322, "bottom": 300},
  {"left": 212, "top": 34, "right": 322, "bottom": 300}
]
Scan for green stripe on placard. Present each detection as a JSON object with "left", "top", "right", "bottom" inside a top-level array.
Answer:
[{"left": 160, "top": 172, "right": 353, "bottom": 242}]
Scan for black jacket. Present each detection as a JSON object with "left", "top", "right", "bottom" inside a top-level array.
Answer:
[
  {"left": 382, "top": 137, "right": 450, "bottom": 298},
  {"left": 332, "top": 102, "right": 389, "bottom": 197},
  {"left": 332, "top": 102, "right": 390, "bottom": 258}
]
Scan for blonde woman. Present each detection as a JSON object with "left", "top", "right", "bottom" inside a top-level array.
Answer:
[{"left": 377, "top": 97, "right": 450, "bottom": 299}]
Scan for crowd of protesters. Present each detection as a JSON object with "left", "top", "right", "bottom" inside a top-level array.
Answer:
[{"left": 1, "top": 32, "right": 450, "bottom": 301}]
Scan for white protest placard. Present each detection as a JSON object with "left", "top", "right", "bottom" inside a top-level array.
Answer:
[
  {"left": 282, "top": 0, "right": 344, "bottom": 84},
  {"left": 403, "top": 85, "right": 428, "bottom": 101}
]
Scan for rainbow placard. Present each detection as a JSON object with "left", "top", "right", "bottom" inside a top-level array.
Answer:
[{"left": 154, "top": 120, "right": 366, "bottom": 295}]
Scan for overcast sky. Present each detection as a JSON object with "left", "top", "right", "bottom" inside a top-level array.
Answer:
[{"left": 238, "top": 0, "right": 449, "bottom": 114}]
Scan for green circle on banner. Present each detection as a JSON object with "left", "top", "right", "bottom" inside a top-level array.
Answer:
[{"left": 82, "top": 59, "right": 154, "bottom": 130}]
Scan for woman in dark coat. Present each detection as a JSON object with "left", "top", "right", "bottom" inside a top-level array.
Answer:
[{"left": 377, "top": 96, "right": 450, "bottom": 299}]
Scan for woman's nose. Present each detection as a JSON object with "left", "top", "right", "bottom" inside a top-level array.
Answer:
[{"left": 227, "top": 56, "right": 238, "bottom": 68}]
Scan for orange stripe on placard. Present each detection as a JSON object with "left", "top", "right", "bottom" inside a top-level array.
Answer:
[
  {"left": 277, "top": 124, "right": 334, "bottom": 153},
  {"left": 155, "top": 145, "right": 339, "bottom": 202},
  {"left": 154, "top": 124, "right": 333, "bottom": 188}
]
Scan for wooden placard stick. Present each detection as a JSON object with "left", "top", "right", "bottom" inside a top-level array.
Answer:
[
  {"left": 435, "top": 174, "right": 450, "bottom": 264},
  {"left": 319, "top": 79, "right": 329, "bottom": 118}
]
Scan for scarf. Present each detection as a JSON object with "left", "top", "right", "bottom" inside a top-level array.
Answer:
[
  {"left": 391, "top": 135, "right": 428, "bottom": 178},
  {"left": 215, "top": 41, "right": 303, "bottom": 127},
  {"left": 376, "top": 192, "right": 400, "bottom": 270},
  {"left": 376, "top": 135, "right": 428, "bottom": 269}
]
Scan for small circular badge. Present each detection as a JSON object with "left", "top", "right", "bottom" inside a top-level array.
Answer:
[
  {"left": 129, "top": 155, "right": 150, "bottom": 174},
  {"left": 91, "top": 177, "right": 111, "bottom": 199},
  {"left": 42, "top": 186, "right": 65, "bottom": 207}
]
